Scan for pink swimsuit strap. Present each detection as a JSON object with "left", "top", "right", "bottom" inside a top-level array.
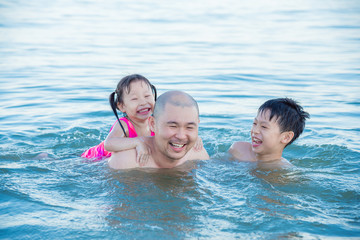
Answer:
[
  {"left": 116, "top": 117, "right": 138, "bottom": 137},
  {"left": 110, "top": 117, "right": 154, "bottom": 137}
]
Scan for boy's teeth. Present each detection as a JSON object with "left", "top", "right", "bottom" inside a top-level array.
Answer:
[{"left": 253, "top": 138, "right": 262, "bottom": 144}]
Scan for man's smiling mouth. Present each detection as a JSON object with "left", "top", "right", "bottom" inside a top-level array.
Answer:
[{"left": 170, "top": 143, "right": 185, "bottom": 148}]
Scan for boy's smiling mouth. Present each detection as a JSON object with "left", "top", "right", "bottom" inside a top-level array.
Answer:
[{"left": 252, "top": 137, "right": 262, "bottom": 147}]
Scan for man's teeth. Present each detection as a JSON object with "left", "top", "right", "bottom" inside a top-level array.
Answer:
[{"left": 171, "top": 143, "right": 184, "bottom": 148}]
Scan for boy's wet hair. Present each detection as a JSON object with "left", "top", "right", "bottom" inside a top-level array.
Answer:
[
  {"left": 109, "top": 74, "right": 157, "bottom": 137},
  {"left": 258, "top": 98, "right": 310, "bottom": 147}
]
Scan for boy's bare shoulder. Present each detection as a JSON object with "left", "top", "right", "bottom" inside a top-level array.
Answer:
[{"left": 229, "top": 141, "right": 254, "bottom": 161}]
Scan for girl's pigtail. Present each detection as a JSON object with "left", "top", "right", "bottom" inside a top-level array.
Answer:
[
  {"left": 109, "top": 91, "right": 128, "bottom": 137},
  {"left": 151, "top": 84, "right": 157, "bottom": 101}
]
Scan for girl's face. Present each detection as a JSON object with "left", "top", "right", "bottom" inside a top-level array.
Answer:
[{"left": 118, "top": 80, "right": 155, "bottom": 122}]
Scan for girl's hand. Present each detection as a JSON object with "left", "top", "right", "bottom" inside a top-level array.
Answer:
[
  {"left": 135, "top": 138, "right": 151, "bottom": 166},
  {"left": 193, "top": 137, "right": 203, "bottom": 152}
]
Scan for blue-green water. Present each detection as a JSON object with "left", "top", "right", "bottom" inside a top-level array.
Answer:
[{"left": 1, "top": 0, "right": 360, "bottom": 239}]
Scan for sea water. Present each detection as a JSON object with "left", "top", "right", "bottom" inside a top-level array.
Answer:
[{"left": 1, "top": 0, "right": 360, "bottom": 239}]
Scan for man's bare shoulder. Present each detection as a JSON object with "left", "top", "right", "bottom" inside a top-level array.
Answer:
[
  {"left": 108, "top": 149, "right": 139, "bottom": 170},
  {"left": 186, "top": 147, "right": 210, "bottom": 161},
  {"left": 229, "top": 141, "right": 254, "bottom": 161},
  {"left": 108, "top": 148, "right": 160, "bottom": 170}
]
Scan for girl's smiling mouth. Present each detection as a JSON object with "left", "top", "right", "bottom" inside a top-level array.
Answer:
[{"left": 137, "top": 107, "right": 151, "bottom": 115}]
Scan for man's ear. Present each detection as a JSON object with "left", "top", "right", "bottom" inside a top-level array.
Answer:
[
  {"left": 281, "top": 131, "right": 294, "bottom": 145},
  {"left": 149, "top": 116, "right": 155, "bottom": 132}
]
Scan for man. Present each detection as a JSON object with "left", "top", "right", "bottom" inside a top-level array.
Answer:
[{"left": 108, "top": 90, "right": 209, "bottom": 169}]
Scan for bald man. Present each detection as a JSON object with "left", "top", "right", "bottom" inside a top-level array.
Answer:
[{"left": 108, "top": 91, "right": 209, "bottom": 169}]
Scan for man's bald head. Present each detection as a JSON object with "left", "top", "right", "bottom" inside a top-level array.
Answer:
[{"left": 153, "top": 91, "right": 199, "bottom": 119}]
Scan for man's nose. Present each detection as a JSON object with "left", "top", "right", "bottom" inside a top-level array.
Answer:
[{"left": 175, "top": 128, "right": 186, "bottom": 139}]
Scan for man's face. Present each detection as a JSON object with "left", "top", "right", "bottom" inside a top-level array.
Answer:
[{"left": 151, "top": 103, "right": 199, "bottom": 161}]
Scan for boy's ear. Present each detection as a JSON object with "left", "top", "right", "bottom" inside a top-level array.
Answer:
[
  {"left": 149, "top": 116, "right": 155, "bottom": 132},
  {"left": 281, "top": 131, "right": 294, "bottom": 145}
]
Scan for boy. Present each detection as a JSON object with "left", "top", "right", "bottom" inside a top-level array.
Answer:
[{"left": 229, "top": 98, "right": 310, "bottom": 168}]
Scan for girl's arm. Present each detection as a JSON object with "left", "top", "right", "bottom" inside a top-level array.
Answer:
[
  {"left": 104, "top": 121, "right": 150, "bottom": 166},
  {"left": 193, "top": 137, "right": 203, "bottom": 151}
]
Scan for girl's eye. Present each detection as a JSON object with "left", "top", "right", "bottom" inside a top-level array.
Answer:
[
  {"left": 131, "top": 98, "right": 138, "bottom": 101},
  {"left": 145, "top": 95, "right": 151, "bottom": 98},
  {"left": 261, "top": 125, "right": 267, "bottom": 129},
  {"left": 253, "top": 122, "right": 257, "bottom": 126}
]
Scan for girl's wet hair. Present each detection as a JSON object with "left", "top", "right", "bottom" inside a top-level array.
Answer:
[
  {"left": 109, "top": 74, "right": 157, "bottom": 137},
  {"left": 258, "top": 98, "right": 310, "bottom": 147}
]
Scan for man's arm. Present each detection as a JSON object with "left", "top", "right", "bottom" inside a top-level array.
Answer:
[{"left": 108, "top": 149, "right": 139, "bottom": 170}]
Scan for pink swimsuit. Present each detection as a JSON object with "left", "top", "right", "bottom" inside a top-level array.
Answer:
[{"left": 81, "top": 117, "right": 154, "bottom": 160}]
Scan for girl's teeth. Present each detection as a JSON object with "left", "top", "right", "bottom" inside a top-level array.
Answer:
[{"left": 138, "top": 108, "right": 150, "bottom": 113}]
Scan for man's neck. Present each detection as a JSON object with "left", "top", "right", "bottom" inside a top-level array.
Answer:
[
  {"left": 150, "top": 140, "right": 183, "bottom": 169},
  {"left": 153, "top": 155, "right": 181, "bottom": 169}
]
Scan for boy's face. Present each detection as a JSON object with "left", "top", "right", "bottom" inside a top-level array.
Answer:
[{"left": 250, "top": 109, "right": 286, "bottom": 156}]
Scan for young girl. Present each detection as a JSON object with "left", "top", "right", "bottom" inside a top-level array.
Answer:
[{"left": 81, "top": 74, "right": 157, "bottom": 165}]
